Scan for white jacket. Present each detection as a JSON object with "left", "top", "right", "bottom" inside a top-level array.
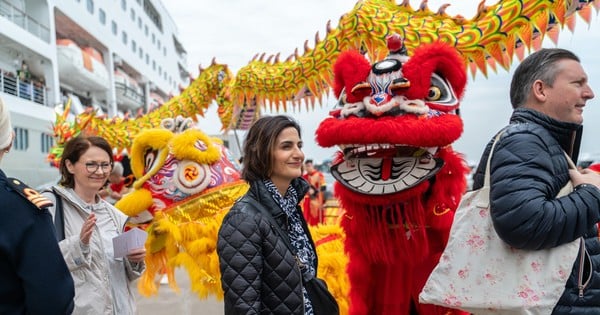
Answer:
[{"left": 43, "top": 185, "right": 144, "bottom": 315}]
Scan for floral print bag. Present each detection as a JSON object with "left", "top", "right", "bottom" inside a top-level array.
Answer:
[{"left": 419, "top": 132, "right": 581, "bottom": 315}]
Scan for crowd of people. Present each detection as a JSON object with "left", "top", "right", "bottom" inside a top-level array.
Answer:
[{"left": 2, "top": 46, "right": 600, "bottom": 314}]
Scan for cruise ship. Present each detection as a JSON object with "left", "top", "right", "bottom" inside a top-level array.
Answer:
[{"left": 0, "top": 0, "right": 190, "bottom": 188}]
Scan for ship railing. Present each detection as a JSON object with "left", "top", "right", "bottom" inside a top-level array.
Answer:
[
  {"left": 115, "top": 82, "right": 145, "bottom": 105},
  {"left": 1, "top": 69, "right": 46, "bottom": 105},
  {"left": 0, "top": 0, "right": 50, "bottom": 42}
]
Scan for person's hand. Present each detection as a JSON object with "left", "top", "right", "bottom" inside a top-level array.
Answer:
[
  {"left": 127, "top": 247, "right": 146, "bottom": 263},
  {"left": 569, "top": 168, "right": 600, "bottom": 189},
  {"left": 110, "top": 191, "right": 122, "bottom": 200},
  {"left": 80, "top": 213, "right": 96, "bottom": 245}
]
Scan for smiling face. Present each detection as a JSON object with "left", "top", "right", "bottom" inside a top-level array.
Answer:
[
  {"left": 66, "top": 146, "right": 112, "bottom": 195},
  {"left": 269, "top": 127, "right": 304, "bottom": 194},
  {"left": 536, "top": 59, "right": 595, "bottom": 124}
]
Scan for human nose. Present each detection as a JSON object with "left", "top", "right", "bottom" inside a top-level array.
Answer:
[
  {"left": 294, "top": 146, "right": 304, "bottom": 160},
  {"left": 584, "top": 84, "right": 595, "bottom": 100}
]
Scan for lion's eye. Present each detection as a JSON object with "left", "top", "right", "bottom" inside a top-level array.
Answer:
[
  {"left": 425, "top": 73, "right": 458, "bottom": 111},
  {"left": 427, "top": 86, "right": 442, "bottom": 101}
]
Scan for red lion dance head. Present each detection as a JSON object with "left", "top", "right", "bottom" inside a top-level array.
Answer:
[{"left": 316, "top": 37, "right": 470, "bottom": 314}]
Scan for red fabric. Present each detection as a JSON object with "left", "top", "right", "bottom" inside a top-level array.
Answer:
[
  {"left": 109, "top": 180, "right": 125, "bottom": 193},
  {"left": 316, "top": 43, "right": 470, "bottom": 315}
]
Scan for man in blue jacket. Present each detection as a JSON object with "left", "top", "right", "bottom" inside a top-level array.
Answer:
[
  {"left": 472, "top": 48, "right": 600, "bottom": 314},
  {"left": 0, "top": 97, "right": 74, "bottom": 314}
]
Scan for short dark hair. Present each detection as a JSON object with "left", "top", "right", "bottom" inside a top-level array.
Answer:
[
  {"left": 59, "top": 136, "right": 114, "bottom": 188},
  {"left": 305, "top": 159, "right": 314, "bottom": 165},
  {"left": 510, "top": 48, "right": 580, "bottom": 109},
  {"left": 241, "top": 115, "right": 302, "bottom": 182}
]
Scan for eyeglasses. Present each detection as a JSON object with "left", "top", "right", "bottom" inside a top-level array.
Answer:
[{"left": 84, "top": 162, "right": 112, "bottom": 174}]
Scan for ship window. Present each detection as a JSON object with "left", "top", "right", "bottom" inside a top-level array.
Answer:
[
  {"left": 121, "top": 0, "right": 126, "bottom": 11},
  {"left": 137, "top": 17, "right": 142, "bottom": 29},
  {"left": 40, "top": 133, "right": 54, "bottom": 153},
  {"left": 13, "top": 128, "right": 28, "bottom": 151},
  {"left": 157, "top": 40, "right": 161, "bottom": 50},
  {"left": 163, "top": 47, "right": 166, "bottom": 57},
  {"left": 158, "top": 66, "right": 162, "bottom": 75},
  {"left": 151, "top": 33, "right": 155, "bottom": 44},
  {"left": 139, "top": 47, "right": 143, "bottom": 59},
  {"left": 132, "top": 40, "right": 137, "bottom": 53},
  {"left": 144, "top": 25, "right": 148, "bottom": 36},
  {"left": 145, "top": 54, "right": 149, "bottom": 64},
  {"left": 152, "top": 60, "right": 156, "bottom": 71},
  {"left": 111, "top": 21, "right": 117, "bottom": 35},
  {"left": 86, "top": 0, "right": 94, "bottom": 14},
  {"left": 99, "top": 9, "right": 106, "bottom": 25},
  {"left": 122, "top": 31, "right": 128, "bottom": 45},
  {"left": 130, "top": 9, "right": 135, "bottom": 21}
]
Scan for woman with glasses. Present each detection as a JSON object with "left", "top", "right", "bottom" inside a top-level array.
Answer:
[{"left": 43, "top": 135, "right": 146, "bottom": 315}]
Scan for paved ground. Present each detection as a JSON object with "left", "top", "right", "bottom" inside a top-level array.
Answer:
[{"left": 135, "top": 269, "right": 224, "bottom": 315}]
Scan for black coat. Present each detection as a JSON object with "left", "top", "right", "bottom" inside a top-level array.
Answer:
[
  {"left": 473, "top": 108, "right": 600, "bottom": 314},
  {"left": 217, "top": 178, "right": 313, "bottom": 315},
  {"left": 0, "top": 170, "right": 74, "bottom": 314}
]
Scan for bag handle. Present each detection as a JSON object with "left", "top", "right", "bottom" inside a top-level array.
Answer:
[
  {"left": 483, "top": 131, "right": 578, "bottom": 189},
  {"left": 482, "top": 131, "right": 505, "bottom": 189}
]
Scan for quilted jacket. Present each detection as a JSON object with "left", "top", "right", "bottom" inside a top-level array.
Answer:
[
  {"left": 217, "top": 178, "right": 313, "bottom": 315},
  {"left": 473, "top": 108, "right": 600, "bottom": 314}
]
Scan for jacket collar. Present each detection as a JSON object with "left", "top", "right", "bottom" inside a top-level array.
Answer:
[
  {"left": 247, "top": 177, "right": 309, "bottom": 217},
  {"left": 510, "top": 108, "right": 583, "bottom": 162}
]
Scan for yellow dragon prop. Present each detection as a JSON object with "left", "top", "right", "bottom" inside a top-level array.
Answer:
[{"left": 49, "top": 0, "right": 598, "bottom": 165}]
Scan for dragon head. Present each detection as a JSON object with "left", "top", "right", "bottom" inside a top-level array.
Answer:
[
  {"left": 316, "top": 39, "right": 468, "bottom": 206},
  {"left": 115, "top": 116, "right": 246, "bottom": 225}
]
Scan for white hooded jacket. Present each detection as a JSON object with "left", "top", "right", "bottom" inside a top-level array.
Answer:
[{"left": 43, "top": 185, "right": 144, "bottom": 315}]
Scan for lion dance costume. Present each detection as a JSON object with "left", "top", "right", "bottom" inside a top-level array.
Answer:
[{"left": 315, "top": 36, "right": 470, "bottom": 314}]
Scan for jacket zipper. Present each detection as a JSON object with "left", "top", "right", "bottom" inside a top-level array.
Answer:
[{"left": 578, "top": 238, "right": 591, "bottom": 297}]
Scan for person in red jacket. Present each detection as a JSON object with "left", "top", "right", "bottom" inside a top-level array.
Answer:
[{"left": 302, "top": 159, "right": 327, "bottom": 225}]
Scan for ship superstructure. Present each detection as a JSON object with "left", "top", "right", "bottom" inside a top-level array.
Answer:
[{"left": 0, "top": 0, "right": 189, "bottom": 187}]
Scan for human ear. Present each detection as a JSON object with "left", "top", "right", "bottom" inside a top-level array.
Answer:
[
  {"left": 532, "top": 80, "right": 546, "bottom": 101},
  {"left": 65, "top": 160, "right": 76, "bottom": 174}
]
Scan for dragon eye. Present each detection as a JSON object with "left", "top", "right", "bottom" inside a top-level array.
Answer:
[{"left": 427, "top": 86, "right": 442, "bottom": 101}]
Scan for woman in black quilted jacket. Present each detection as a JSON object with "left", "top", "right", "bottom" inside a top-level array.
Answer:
[{"left": 217, "top": 115, "right": 323, "bottom": 314}]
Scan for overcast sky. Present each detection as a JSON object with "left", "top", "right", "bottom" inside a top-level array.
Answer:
[{"left": 163, "top": 1, "right": 600, "bottom": 165}]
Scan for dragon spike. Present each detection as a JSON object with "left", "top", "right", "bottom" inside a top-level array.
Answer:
[
  {"left": 546, "top": 26, "right": 560, "bottom": 45},
  {"left": 565, "top": 14, "right": 576, "bottom": 32},
  {"left": 62, "top": 98, "right": 72, "bottom": 120},
  {"left": 211, "top": 57, "right": 216, "bottom": 65},
  {"left": 473, "top": 0, "right": 489, "bottom": 20},
  {"left": 304, "top": 40, "right": 311, "bottom": 53},
  {"left": 326, "top": 20, "right": 332, "bottom": 34},
  {"left": 198, "top": 64, "right": 204, "bottom": 74},
  {"left": 259, "top": 52, "right": 266, "bottom": 62},
  {"left": 274, "top": 52, "right": 281, "bottom": 63},
  {"left": 251, "top": 53, "right": 259, "bottom": 61},
  {"left": 266, "top": 54, "right": 274, "bottom": 64},
  {"left": 437, "top": 3, "right": 451, "bottom": 16},
  {"left": 285, "top": 54, "right": 294, "bottom": 62},
  {"left": 315, "top": 31, "right": 320, "bottom": 44},
  {"left": 294, "top": 47, "right": 300, "bottom": 59},
  {"left": 418, "top": 0, "right": 429, "bottom": 12},
  {"left": 577, "top": 4, "right": 592, "bottom": 24},
  {"left": 399, "top": 0, "right": 411, "bottom": 7}
]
